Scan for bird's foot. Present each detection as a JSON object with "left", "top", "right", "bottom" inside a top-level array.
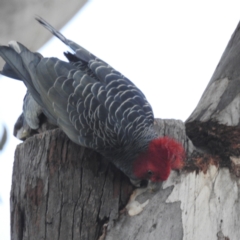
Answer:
[{"left": 98, "top": 223, "right": 108, "bottom": 240}]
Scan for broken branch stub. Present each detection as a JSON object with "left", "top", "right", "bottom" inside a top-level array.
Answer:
[{"left": 186, "top": 21, "right": 240, "bottom": 169}]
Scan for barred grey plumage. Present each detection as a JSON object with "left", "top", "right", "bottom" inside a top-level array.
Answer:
[{"left": 0, "top": 17, "right": 185, "bottom": 182}]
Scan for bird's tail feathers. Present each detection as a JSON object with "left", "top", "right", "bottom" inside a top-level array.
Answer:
[
  {"left": 35, "top": 17, "right": 67, "bottom": 45},
  {"left": 35, "top": 16, "right": 96, "bottom": 63}
]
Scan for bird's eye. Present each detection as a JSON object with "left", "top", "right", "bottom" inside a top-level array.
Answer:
[{"left": 147, "top": 170, "right": 153, "bottom": 176}]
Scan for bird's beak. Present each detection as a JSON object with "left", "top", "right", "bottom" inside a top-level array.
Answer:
[
  {"left": 130, "top": 178, "right": 151, "bottom": 188},
  {"left": 130, "top": 178, "right": 142, "bottom": 187}
]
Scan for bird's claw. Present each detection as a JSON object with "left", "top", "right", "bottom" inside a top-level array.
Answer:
[
  {"left": 126, "top": 199, "right": 149, "bottom": 216},
  {"left": 125, "top": 188, "right": 149, "bottom": 216}
]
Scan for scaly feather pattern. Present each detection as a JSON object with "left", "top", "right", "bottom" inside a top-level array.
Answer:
[{"left": 0, "top": 17, "right": 185, "bottom": 181}]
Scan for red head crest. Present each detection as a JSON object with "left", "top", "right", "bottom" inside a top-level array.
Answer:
[{"left": 133, "top": 136, "right": 185, "bottom": 182}]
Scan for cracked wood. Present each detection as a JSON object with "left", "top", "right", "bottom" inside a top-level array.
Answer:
[{"left": 11, "top": 129, "right": 133, "bottom": 240}]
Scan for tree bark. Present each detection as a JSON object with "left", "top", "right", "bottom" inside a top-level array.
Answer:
[
  {"left": 11, "top": 21, "right": 240, "bottom": 240},
  {"left": 11, "top": 119, "right": 190, "bottom": 240},
  {"left": 186, "top": 21, "right": 240, "bottom": 167},
  {"left": 11, "top": 129, "right": 133, "bottom": 240}
]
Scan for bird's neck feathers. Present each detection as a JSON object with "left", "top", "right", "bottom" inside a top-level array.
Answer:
[{"left": 133, "top": 136, "right": 185, "bottom": 182}]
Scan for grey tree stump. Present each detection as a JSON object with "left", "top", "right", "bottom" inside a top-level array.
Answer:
[
  {"left": 10, "top": 119, "right": 190, "bottom": 240},
  {"left": 10, "top": 21, "right": 240, "bottom": 240},
  {"left": 11, "top": 129, "right": 133, "bottom": 240}
]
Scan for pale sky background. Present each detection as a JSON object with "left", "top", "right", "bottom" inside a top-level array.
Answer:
[{"left": 1, "top": 0, "right": 240, "bottom": 239}]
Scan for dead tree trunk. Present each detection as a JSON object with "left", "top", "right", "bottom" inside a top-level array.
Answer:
[
  {"left": 11, "top": 129, "right": 133, "bottom": 240},
  {"left": 10, "top": 119, "right": 189, "bottom": 240},
  {"left": 10, "top": 21, "right": 240, "bottom": 240},
  {"left": 183, "top": 21, "right": 240, "bottom": 239}
]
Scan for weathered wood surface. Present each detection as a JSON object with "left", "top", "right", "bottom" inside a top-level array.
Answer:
[
  {"left": 11, "top": 118, "right": 238, "bottom": 240},
  {"left": 107, "top": 166, "right": 240, "bottom": 240},
  {"left": 165, "top": 166, "right": 240, "bottom": 240},
  {"left": 186, "top": 21, "right": 240, "bottom": 162},
  {"left": 105, "top": 121, "right": 239, "bottom": 240},
  {"left": 11, "top": 119, "right": 190, "bottom": 240},
  {"left": 181, "top": 20, "right": 240, "bottom": 240},
  {"left": 11, "top": 129, "right": 133, "bottom": 240}
]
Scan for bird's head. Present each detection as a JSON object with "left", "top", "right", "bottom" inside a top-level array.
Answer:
[{"left": 133, "top": 136, "right": 185, "bottom": 182}]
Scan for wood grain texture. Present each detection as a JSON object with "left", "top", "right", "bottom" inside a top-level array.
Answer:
[
  {"left": 10, "top": 119, "right": 240, "bottom": 240},
  {"left": 11, "top": 129, "right": 132, "bottom": 240},
  {"left": 10, "top": 119, "right": 190, "bottom": 240},
  {"left": 163, "top": 166, "right": 239, "bottom": 240}
]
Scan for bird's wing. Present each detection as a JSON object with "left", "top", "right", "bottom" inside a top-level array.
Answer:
[
  {"left": 36, "top": 17, "right": 155, "bottom": 147},
  {"left": 0, "top": 18, "right": 154, "bottom": 153},
  {"left": 36, "top": 17, "right": 98, "bottom": 64}
]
